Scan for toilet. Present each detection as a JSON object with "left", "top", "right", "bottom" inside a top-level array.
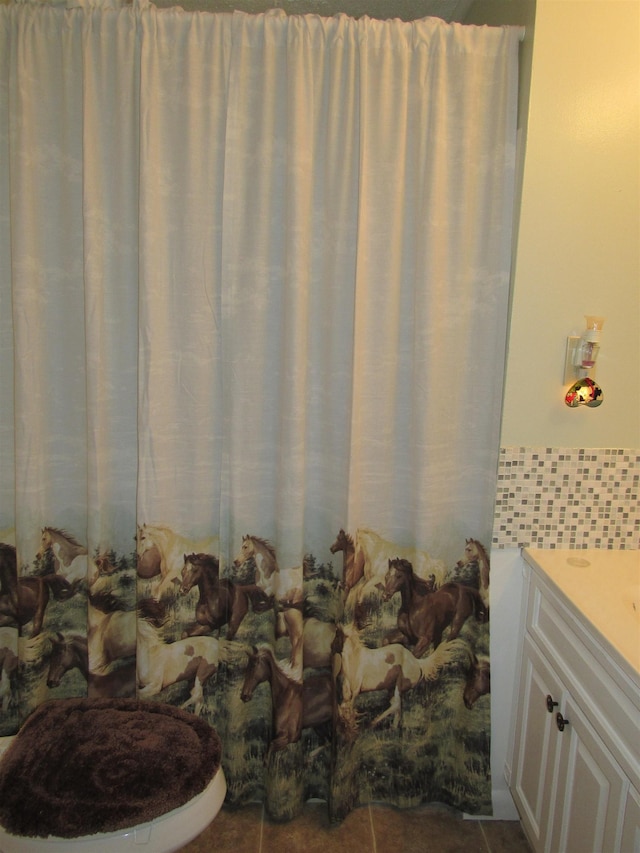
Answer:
[{"left": 0, "top": 699, "right": 227, "bottom": 853}]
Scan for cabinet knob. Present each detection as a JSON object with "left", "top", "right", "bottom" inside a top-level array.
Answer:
[
  {"left": 546, "top": 695, "right": 558, "bottom": 713},
  {"left": 556, "top": 712, "right": 569, "bottom": 732}
]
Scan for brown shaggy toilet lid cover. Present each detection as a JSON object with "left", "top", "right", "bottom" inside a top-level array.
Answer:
[{"left": 0, "top": 697, "right": 222, "bottom": 839}]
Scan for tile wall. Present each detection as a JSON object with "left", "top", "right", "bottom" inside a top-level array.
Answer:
[{"left": 492, "top": 447, "right": 639, "bottom": 550}]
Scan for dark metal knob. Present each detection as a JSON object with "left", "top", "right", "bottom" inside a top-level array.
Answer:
[
  {"left": 546, "top": 695, "right": 558, "bottom": 713},
  {"left": 556, "top": 712, "right": 569, "bottom": 732}
]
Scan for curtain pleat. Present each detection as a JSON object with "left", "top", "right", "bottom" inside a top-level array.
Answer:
[{"left": 0, "top": 1, "right": 521, "bottom": 823}]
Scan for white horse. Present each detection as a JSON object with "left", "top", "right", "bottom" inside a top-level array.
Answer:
[
  {"left": 137, "top": 524, "right": 219, "bottom": 597},
  {"left": 136, "top": 612, "right": 225, "bottom": 715},
  {"left": 351, "top": 528, "right": 446, "bottom": 604},
  {"left": 37, "top": 527, "right": 88, "bottom": 584},
  {"left": 233, "top": 534, "right": 303, "bottom": 605},
  {"left": 333, "top": 624, "right": 457, "bottom": 729}
]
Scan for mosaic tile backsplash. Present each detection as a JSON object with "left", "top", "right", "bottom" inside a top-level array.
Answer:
[{"left": 492, "top": 447, "right": 639, "bottom": 550}]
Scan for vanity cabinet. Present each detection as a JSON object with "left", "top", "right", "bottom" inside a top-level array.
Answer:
[{"left": 508, "top": 550, "right": 640, "bottom": 853}]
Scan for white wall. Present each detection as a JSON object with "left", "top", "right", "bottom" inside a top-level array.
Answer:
[{"left": 501, "top": 0, "right": 640, "bottom": 448}]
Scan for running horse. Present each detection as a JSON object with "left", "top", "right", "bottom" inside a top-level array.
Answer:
[
  {"left": 233, "top": 536, "right": 304, "bottom": 672},
  {"left": 37, "top": 527, "right": 88, "bottom": 583},
  {"left": 0, "top": 544, "right": 81, "bottom": 637},
  {"left": 46, "top": 632, "right": 136, "bottom": 699},
  {"left": 331, "top": 624, "right": 454, "bottom": 731},
  {"left": 240, "top": 645, "right": 332, "bottom": 754},
  {"left": 179, "top": 552, "right": 272, "bottom": 639},
  {"left": 137, "top": 524, "right": 219, "bottom": 597},
  {"left": 382, "top": 558, "right": 487, "bottom": 658},
  {"left": 350, "top": 528, "right": 447, "bottom": 606},
  {"left": 137, "top": 597, "right": 224, "bottom": 715},
  {"left": 329, "top": 529, "right": 362, "bottom": 593},
  {"left": 456, "top": 538, "right": 490, "bottom": 614}
]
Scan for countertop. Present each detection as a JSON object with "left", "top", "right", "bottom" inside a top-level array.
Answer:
[{"left": 522, "top": 548, "right": 640, "bottom": 679}]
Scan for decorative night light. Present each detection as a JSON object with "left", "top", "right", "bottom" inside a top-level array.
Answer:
[{"left": 563, "top": 316, "right": 605, "bottom": 408}]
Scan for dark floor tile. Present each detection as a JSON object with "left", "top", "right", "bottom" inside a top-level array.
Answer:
[
  {"left": 480, "top": 819, "right": 532, "bottom": 853},
  {"left": 369, "top": 803, "right": 489, "bottom": 853},
  {"left": 261, "top": 801, "right": 375, "bottom": 853},
  {"left": 177, "top": 802, "right": 264, "bottom": 853},
  {"left": 176, "top": 800, "right": 531, "bottom": 853}
]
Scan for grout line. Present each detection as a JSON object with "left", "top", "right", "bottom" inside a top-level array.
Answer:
[
  {"left": 479, "top": 821, "right": 492, "bottom": 853},
  {"left": 368, "top": 804, "right": 378, "bottom": 853}
]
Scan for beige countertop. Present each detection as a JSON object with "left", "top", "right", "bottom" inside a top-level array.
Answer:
[{"left": 522, "top": 548, "right": 640, "bottom": 679}]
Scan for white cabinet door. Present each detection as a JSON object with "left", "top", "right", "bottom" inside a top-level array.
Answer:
[
  {"left": 548, "top": 692, "right": 627, "bottom": 853},
  {"left": 511, "top": 635, "right": 565, "bottom": 852},
  {"left": 620, "top": 784, "right": 640, "bottom": 853}
]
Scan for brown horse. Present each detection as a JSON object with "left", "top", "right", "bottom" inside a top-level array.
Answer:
[
  {"left": 46, "top": 632, "right": 136, "bottom": 699},
  {"left": 382, "top": 558, "right": 486, "bottom": 658},
  {"left": 463, "top": 654, "right": 490, "bottom": 709},
  {"left": 329, "top": 529, "right": 362, "bottom": 592},
  {"left": 0, "top": 544, "right": 18, "bottom": 611},
  {"left": 240, "top": 645, "right": 332, "bottom": 754},
  {"left": 0, "top": 573, "right": 80, "bottom": 637},
  {"left": 0, "top": 634, "right": 19, "bottom": 711},
  {"left": 180, "top": 552, "right": 272, "bottom": 639}
]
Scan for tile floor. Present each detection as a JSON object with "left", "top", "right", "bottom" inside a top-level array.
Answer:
[{"left": 178, "top": 801, "right": 532, "bottom": 853}]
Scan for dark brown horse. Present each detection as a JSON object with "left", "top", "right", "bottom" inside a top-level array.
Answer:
[
  {"left": 382, "top": 558, "right": 486, "bottom": 658},
  {"left": 180, "top": 553, "right": 272, "bottom": 639},
  {"left": 463, "top": 654, "right": 490, "bottom": 709},
  {"left": 47, "top": 632, "right": 136, "bottom": 698},
  {"left": 240, "top": 645, "right": 332, "bottom": 754},
  {"left": 0, "top": 574, "right": 80, "bottom": 639},
  {"left": 0, "top": 639, "right": 19, "bottom": 711},
  {"left": 0, "top": 544, "right": 18, "bottom": 612}
]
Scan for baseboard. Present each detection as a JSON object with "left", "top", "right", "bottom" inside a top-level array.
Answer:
[{"left": 464, "top": 787, "right": 520, "bottom": 821}]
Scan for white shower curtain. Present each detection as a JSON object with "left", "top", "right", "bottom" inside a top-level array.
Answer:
[{"left": 0, "top": 0, "right": 522, "bottom": 822}]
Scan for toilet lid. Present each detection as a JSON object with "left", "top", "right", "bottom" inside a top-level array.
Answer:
[{"left": 0, "top": 697, "right": 222, "bottom": 839}]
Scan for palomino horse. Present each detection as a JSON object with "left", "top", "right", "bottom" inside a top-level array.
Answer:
[
  {"left": 46, "top": 632, "right": 136, "bottom": 698},
  {"left": 240, "top": 645, "right": 332, "bottom": 754},
  {"left": 88, "top": 589, "right": 137, "bottom": 673},
  {"left": 233, "top": 536, "right": 304, "bottom": 673},
  {"left": 331, "top": 624, "right": 454, "bottom": 731},
  {"left": 456, "top": 538, "right": 490, "bottom": 613},
  {"left": 37, "top": 527, "right": 88, "bottom": 584},
  {"left": 382, "top": 558, "right": 486, "bottom": 658},
  {"left": 179, "top": 552, "right": 271, "bottom": 639},
  {"left": 329, "top": 529, "right": 362, "bottom": 592},
  {"left": 350, "top": 529, "right": 447, "bottom": 604},
  {"left": 137, "top": 598, "right": 224, "bottom": 715},
  {"left": 137, "top": 524, "right": 219, "bottom": 596}
]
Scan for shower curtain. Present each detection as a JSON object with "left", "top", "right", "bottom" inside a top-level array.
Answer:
[{"left": 0, "top": 0, "right": 522, "bottom": 822}]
